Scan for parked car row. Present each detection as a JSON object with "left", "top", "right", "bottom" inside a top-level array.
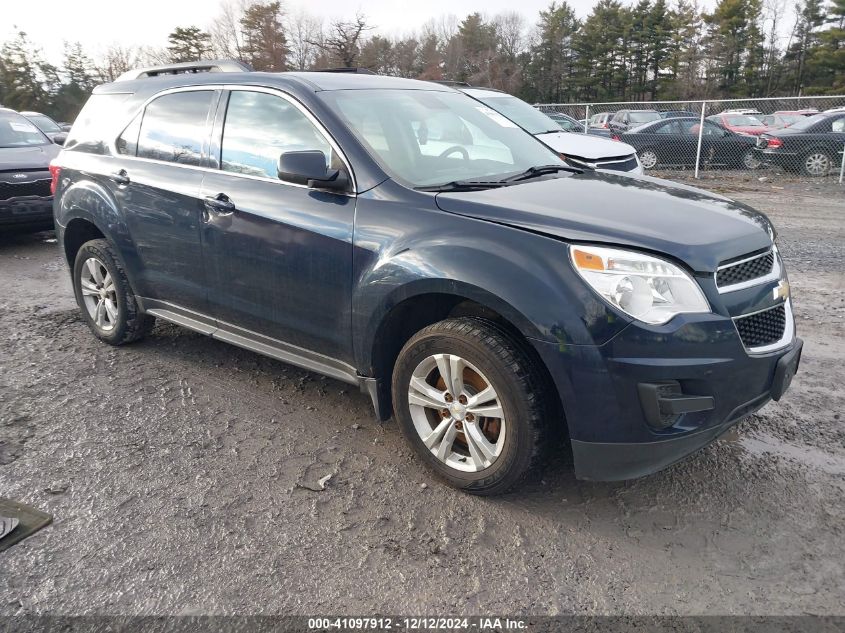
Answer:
[{"left": 577, "top": 108, "right": 845, "bottom": 176}]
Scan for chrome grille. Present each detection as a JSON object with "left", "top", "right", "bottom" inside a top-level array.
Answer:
[
  {"left": 735, "top": 304, "right": 786, "bottom": 348},
  {"left": 716, "top": 250, "right": 775, "bottom": 289}
]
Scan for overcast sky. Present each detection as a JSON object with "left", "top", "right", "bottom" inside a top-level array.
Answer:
[{"left": 7, "top": 0, "right": 727, "bottom": 66}]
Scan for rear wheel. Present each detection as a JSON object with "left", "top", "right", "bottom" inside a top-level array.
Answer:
[
  {"left": 742, "top": 149, "right": 761, "bottom": 170},
  {"left": 638, "top": 148, "right": 659, "bottom": 170},
  {"left": 72, "top": 239, "right": 155, "bottom": 345},
  {"left": 392, "top": 318, "right": 549, "bottom": 495},
  {"left": 800, "top": 150, "right": 833, "bottom": 177}
]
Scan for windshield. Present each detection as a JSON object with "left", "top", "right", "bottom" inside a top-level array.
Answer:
[
  {"left": 725, "top": 115, "right": 764, "bottom": 127},
  {"left": 25, "top": 114, "right": 62, "bottom": 133},
  {"left": 321, "top": 89, "right": 565, "bottom": 188},
  {"left": 464, "top": 91, "right": 561, "bottom": 135},
  {"left": 0, "top": 113, "right": 50, "bottom": 147},
  {"left": 629, "top": 111, "right": 661, "bottom": 123}
]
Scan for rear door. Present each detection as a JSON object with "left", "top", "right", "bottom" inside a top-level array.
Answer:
[
  {"left": 112, "top": 89, "right": 219, "bottom": 315},
  {"left": 199, "top": 88, "right": 356, "bottom": 362}
]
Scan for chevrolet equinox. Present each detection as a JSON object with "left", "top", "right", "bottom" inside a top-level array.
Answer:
[{"left": 52, "top": 61, "right": 802, "bottom": 494}]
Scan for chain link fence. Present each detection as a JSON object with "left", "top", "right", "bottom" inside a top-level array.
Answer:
[{"left": 536, "top": 96, "right": 845, "bottom": 183}]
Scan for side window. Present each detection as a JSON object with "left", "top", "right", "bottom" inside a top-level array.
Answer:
[
  {"left": 221, "top": 90, "right": 333, "bottom": 180},
  {"left": 136, "top": 91, "right": 213, "bottom": 166},
  {"left": 831, "top": 117, "right": 845, "bottom": 133},
  {"left": 702, "top": 121, "right": 726, "bottom": 136},
  {"left": 116, "top": 113, "right": 141, "bottom": 156},
  {"left": 653, "top": 121, "right": 678, "bottom": 134}
]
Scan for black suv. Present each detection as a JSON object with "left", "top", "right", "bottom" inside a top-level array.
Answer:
[{"left": 52, "top": 62, "right": 801, "bottom": 494}]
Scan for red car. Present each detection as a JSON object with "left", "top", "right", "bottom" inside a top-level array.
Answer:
[{"left": 707, "top": 113, "right": 770, "bottom": 136}]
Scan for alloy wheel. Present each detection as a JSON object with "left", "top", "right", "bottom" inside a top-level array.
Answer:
[
  {"left": 407, "top": 353, "right": 506, "bottom": 472},
  {"left": 639, "top": 149, "right": 658, "bottom": 170},
  {"left": 743, "top": 150, "right": 761, "bottom": 170},
  {"left": 804, "top": 152, "right": 831, "bottom": 177},
  {"left": 79, "top": 257, "right": 118, "bottom": 332}
]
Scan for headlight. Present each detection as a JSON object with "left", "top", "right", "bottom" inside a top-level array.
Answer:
[{"left": 570, "top": 245, "right": 710, "bottom": 325}]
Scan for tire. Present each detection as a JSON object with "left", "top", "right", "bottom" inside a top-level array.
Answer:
[
  {"left": 800, "top": 150, "right": 833, "bottom": 177},
  {"left": 741, "top": 149, "right": 761, "bottom": 170},
  {"left": 638, "top": 148, "right": 659, "bottom": 170},
  {"left": 72, "top": 239, "right": 155, "bottom": 345},
  {"left": 391, "top": 317, "right": 550, "bottom": 495}
]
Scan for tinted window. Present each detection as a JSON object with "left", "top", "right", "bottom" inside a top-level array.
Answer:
[
  {"left": 653, "top": 121, "right": 678, "bottom": 134},
  {"left": 221, "top": 91, "right": 333, "bottom": 179},
  {"left": 0, "top": 112, "right": 50, "bottom": 147},
  {"left": 137, "top": 91, "right": 213, "bottom": 166}
]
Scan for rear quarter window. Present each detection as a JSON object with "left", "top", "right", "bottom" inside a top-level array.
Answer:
[{"left": 65, "top": 93, "right": 133, "bottom": 154}]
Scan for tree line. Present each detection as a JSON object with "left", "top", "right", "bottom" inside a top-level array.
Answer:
[{"left": 1, "top": 0, "right": 842, "bottom": 122}]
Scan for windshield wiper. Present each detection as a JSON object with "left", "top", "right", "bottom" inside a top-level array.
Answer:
[
  {"left": 416, "top": 164, "right": 581, "bottom": 192},
  {"left": 500, "top": 164, "right": 582, "bottom": 183},
  {"left": 416, "top": 179, "right": 511, "bottom": 192}
]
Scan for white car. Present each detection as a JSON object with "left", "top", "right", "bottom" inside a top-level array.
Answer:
[{"left": 455, "top": 87, "right": 643, "bottom": 175}]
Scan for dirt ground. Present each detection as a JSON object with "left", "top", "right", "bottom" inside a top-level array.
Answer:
[{"left": 0, "top": 179, "right": 843, "bottom": 616}]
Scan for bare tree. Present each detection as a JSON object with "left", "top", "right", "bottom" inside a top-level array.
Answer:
[
  {"left": 210, "top": 0, "right": 246, "bottom": 60},
  {"left": 308, "top": 13, "right": 373, "bottom": 67},
  {"left": 494, "top": 11, "right": 526, "bottom": 60},
  {"left": 94, "top": 45, "right": 141, "bottom": 82},
  {"left": 287, "top": 9, "right": 322, "bottom": 70}
]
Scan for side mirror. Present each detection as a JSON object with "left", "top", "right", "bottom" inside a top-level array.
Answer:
[
  {"left": 53, "top": 133, "right": 67, "bottom": 146},
  {"left": 277, "top": 150, "right": 348, "bottom": 192}
]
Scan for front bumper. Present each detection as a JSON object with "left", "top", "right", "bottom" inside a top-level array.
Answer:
[
  {"left": 0, "top": 196, "right": 54, "bottom": 228},
  {"left": 531, "top": 308, "right": 801, "bottom": 481}
]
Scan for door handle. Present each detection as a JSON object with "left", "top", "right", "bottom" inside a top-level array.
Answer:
[
  {"left": 203, "top": 194, "right": 235, "bottom": 216},
  {"left": 110, "top": 170, "right": 130, "bottom": 185}
]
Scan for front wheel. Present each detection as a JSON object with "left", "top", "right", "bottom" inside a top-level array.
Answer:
[
  {"left": 638, "top": 148, "right": 659, "bottom": 170},
  {"left": 392, "top": 318, "right": 549, "bottom": 495}
]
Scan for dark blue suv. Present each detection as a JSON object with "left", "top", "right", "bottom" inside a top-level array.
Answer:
[{"left": 52, "top": 62, "right": 801, "bottom": 494}]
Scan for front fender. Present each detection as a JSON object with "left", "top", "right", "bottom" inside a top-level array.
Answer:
[{"left": 351, "top": 181, "right": 631, "bottom": 372}]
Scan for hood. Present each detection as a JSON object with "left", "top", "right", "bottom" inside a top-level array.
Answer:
[
  {"left": 0, "top": 144, "right": 61, "bottom": 171},
  {"left": 434, "top": 171, "right": 772, "bottom": 272},
  {"left": 535, "top": 131, "right": 637, "bottom": 160}
]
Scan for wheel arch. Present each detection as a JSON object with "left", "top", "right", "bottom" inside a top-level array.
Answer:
[{"left": 364, "top": 284, "right": 563, "bottom": 425}]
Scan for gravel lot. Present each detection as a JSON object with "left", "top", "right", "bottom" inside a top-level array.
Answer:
[{"left": 1, "top": 179, "right": 843, "bottom": 616}]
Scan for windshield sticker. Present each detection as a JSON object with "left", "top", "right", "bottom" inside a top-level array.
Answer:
[
  {"left": 10, "top": 121, "right": 39, "bottom": 133},
  {"left": 475, "top": 106, "right": 518, "bottom": 128}
]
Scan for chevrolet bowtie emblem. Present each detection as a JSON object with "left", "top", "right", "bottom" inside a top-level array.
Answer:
[{"left": 773, "top": 280, "right": 790, "bottom": 301}]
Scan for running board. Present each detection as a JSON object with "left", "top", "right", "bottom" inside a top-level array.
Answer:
[{"left": 145, "top": 307, "right": 361, "bottom": 387}]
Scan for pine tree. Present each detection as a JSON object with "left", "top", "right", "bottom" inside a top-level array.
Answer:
[
  {"left": 240, "top": 1, "right": 288, "bottom": 71},
  {"left": 167, "top": 26, "right": 211, "bottom": 63}
]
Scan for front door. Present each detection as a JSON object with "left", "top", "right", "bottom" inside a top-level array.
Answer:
[{"left": 200, "top": 89, "right": 355, "bottom": 363}]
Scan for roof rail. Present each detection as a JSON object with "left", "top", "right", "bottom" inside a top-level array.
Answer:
[
  {"left": 315, "top": 67, "right": 376, "bottom": 74},
  {"left": 115, "top": 59, "right": 254, "bottom": 82}
]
